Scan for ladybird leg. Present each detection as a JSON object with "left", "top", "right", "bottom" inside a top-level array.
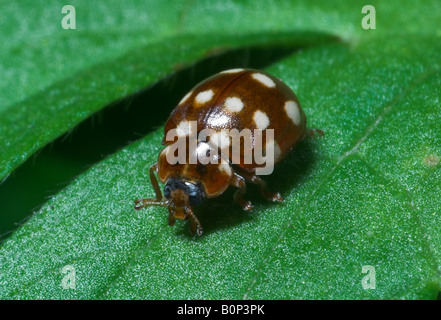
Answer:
[
  {"left": 186, "top": 207, "right": 203, "bottom": 236},
  {"left": 234, "top": 168, "right": 283, "bottom": 203},
  {"left": 249, "top": 175, "right": 283, "bottom": 203},
  {"left": 168, "top": 209, "right": 176, "bottom": 227},
  {"left": 134, "top": 163, "right": 168, "bottom": 210},
  {"left": 230, "top": 173, "right": 254, "bottom": 211},
  {"left": 149, "top": 162, "right": 163, "bottom": 201},
  {"left": 303, "top": 128, "right": 324, "bottom": 138}
]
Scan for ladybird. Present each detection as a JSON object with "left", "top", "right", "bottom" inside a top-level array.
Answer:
[{"left": 135, "top": 68, "right": 310, "bottom": 235}]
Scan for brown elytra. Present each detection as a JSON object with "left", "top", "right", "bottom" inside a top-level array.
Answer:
[{"left": 135, "top": 69, "right": 308, "bottom": 235}]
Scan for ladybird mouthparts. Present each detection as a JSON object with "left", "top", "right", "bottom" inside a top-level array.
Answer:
[{"left": 164, "top": 178, "right": 205, "bottom": 206}]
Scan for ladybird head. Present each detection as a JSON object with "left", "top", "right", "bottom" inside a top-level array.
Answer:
[
  {"left": 164, "top": 178, "right": 205, "bottom": 207},
  {"left": 163, "top": 177, "right": 205, "bottom": 235},
  {"left": 157, "top": 141, "right": 233, "bottom": 198},
  {"left": 156, "top": 141, "right": 234, "bottom": 235}
]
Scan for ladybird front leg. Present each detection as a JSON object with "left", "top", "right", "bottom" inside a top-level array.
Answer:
[
  {"left": 186, "top": 207, "right": 203, "bottom": 236},
  {"left": 230, "top": 173, "right": 254, "bottom": 211},
  {"left": 134, "top": 163, "right": 168, "bottom": 210}
]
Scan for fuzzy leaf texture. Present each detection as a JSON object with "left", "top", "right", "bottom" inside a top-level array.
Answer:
[{"left": 0, "top": 0, "right": 440, "bottom": 299}]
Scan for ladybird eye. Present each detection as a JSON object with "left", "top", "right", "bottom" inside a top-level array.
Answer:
[
  {"left": 188, "top": 192, "right": 202, "bottom": 206},
  {"left": 164, "top": 185, "right": 171, "bottom": 199}
]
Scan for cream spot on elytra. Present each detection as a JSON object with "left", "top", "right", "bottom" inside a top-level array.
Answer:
[
  {"left": 176, "top": 120, "right": 194, "bottom": 137},
  {"left": 284, "top": 100, "right": 301, "bottom": 125},
  {"left": 224, "top": 96, "right": 244, "bottom": 112},
  {"left": 253, "top": 110, "right": 270, "bottom": 130},
  {"left": 209, "top": 130, "right": 231, "bottom": 150},
  {"left": 220, "top": 68, "right": 244, "bottom": 74},
  {"left": 218, "top": 163, "right": 232, "bottom": 176},
  {"left": 195, "top": 89, "right": 214, "bottom": 105},
  {"left": 252, "top": 73, "right": 276, "bottom": 88}
]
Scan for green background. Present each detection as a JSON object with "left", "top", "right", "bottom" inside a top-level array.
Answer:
[{"left": 0, "top": 0, "right": 440, "bottom": 299}]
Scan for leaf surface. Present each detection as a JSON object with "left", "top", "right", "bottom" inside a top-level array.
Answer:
[{"left": 0, "top": 0, "right": 440, "bottom": 299}]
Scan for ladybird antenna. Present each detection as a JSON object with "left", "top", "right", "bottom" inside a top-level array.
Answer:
[{"left": 134, "top": 198, "right": 169, "bottom": 210}]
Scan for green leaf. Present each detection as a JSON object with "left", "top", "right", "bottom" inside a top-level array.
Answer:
[{"left": 1, "top": 0, "right": 440, "bottom": 299}]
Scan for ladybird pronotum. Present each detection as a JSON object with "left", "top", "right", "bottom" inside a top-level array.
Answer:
[{"left": 135, "top": 68, "right": 312, "bottom": 235}]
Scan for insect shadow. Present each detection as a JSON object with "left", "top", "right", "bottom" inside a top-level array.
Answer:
[{"left": 175, "top": 137, "right": 321, "bottom": 237}]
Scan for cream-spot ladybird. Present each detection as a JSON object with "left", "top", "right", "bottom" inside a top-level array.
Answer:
[{"left": 135, "top": 69, "right": 313, "bottom": 235}]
